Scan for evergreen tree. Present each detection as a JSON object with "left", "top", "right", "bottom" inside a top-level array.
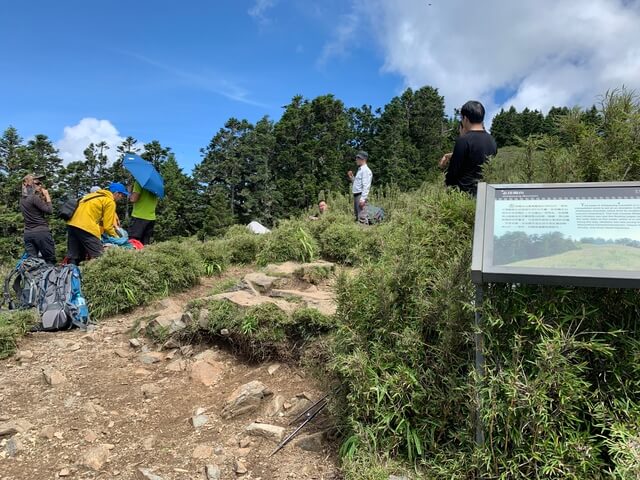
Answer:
[
  {"left": 141, "top": 140, "right": 171, "bottom": 170},
  {"left": 197, "top": 118, "right": 254, "bottom": 221},
  {"left": 0, "top": 126, "right": 22, "bottom": 176},
  {"left": 154, "top": 154, "right": 202, "bottom": 240}
]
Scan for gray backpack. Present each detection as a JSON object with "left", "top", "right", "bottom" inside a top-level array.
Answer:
[
  {"left": 2, "top": 256, "right": 49, "bottom": 310},
  {"left": 37, "top": 265, "right": 89, "bottom": 331}
]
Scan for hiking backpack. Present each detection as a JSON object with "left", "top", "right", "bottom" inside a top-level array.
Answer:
[
  {"left": 2, "top": 255, "right": 50, "bottom": 310},
  {"left": 58, "top": 192, "right": 105, "bottom": 221},
  {"left": 37, "top": 264, "right": 90, "bottom": 331},
  {"left": 366, "top": 205, "right": 385, "bottom": 225}
]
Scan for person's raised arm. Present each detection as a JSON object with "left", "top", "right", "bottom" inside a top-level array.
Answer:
[
  {"left": 129, "top": 182, "right": 141, "bottom": 203},
  {"left": 32, "top": 190, "right": 53, "bottom": 214}
]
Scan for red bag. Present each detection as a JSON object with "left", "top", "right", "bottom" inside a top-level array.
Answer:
[{"left": 128, "top": 239, "right": 144, "bottom": 250}]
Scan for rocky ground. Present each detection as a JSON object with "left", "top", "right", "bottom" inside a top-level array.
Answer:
[{"left": 0, "top": 267, "right": 341, "bottom": 480}]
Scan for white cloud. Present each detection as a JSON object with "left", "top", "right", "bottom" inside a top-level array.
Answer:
[
  {"left": 56, "top": 118, "right": 124, "bottom": 165},
  {"left": 248, "top": 0, "right": 277, "bottom": 24},
  {"left": 317, "top": 13, "right": 360, "bottom": 67},
  {"left": 351, "top": 0, "right": 640, "bottom": 121}
]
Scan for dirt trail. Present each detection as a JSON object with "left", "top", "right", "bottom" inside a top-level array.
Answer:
[{"left": 0, "top": 270, "right": 341, "bottom": 480}]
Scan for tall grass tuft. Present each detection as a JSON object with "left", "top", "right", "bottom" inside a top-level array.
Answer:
[{"left": 256, "top": 220, "right": 319, "bottom": 265}]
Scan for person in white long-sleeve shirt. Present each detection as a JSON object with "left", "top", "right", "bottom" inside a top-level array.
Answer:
[{"left": 347, "top": 151, "right": 373, "bottom": 223}]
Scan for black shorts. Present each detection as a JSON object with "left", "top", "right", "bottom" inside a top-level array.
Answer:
[
  {"left": 67, "top": 226, "right": 103, "bottom": 265},
  {"left": 129, "top": 218, "right": 155, "bottom": 245},
  {"left": 24, "top": 229, "right": 56, "bottom": 264}
]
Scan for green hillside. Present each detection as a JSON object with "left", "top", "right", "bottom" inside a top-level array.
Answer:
[{"left": 507, "top": 244, "right": 640, "bottom": 270}]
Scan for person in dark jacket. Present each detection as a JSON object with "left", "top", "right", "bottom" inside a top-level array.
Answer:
[
  {"left": 440, "top": 100, "right": 497, "bottom": 196},
  {"left": 20, "top": 173, "right": 56, "bottom": 264}
]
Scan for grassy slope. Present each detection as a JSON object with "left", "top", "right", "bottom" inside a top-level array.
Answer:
[{"left": 507, "top": 244, "right": 640, "bottom": 270}]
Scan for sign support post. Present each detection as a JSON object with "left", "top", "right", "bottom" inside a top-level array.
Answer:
[{"left": 474, "top": 283, "right": 485, "bottom": 446}]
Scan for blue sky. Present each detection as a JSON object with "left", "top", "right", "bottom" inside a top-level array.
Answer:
[
  {"left": 2, "top": 0, "right": 639, "bottom": 172},
  {"left": 0, "top": 0, "right": 402, "bottom": 170}
]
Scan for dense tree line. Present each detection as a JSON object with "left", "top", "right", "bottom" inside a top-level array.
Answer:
[
  {"left": 490, "top": 105, "right": 601, "bottom": 147},
  {"left": 0, "top": 86, "right": 450, "bottom": 261}
]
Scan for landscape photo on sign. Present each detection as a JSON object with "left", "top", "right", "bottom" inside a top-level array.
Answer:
[{"left": 492, "top": 188, "right": 640, "bottom": 270}]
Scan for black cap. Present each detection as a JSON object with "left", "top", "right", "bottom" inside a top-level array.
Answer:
[{"left": 356, "top": 151, "right": 369, "bottom": 161}]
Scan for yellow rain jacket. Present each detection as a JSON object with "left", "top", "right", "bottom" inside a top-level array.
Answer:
[{"left": 67, "top": 190, "right": 118, "bottom": 239}]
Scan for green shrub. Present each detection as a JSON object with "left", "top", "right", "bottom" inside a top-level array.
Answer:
[
  {"left": 0, "top": 310, "right": 37, "bottom": 359},
  {"left": 256, "top": 220, "right": 318, "bottom": 265},
  {"left": 332, "top": 181, "right": 640, "bottom": 477},
  {"left": 193, "top": 299, "right": 334, "bottom": 361},
  {"left": 477, "top": 285, "right": 640, "bottom": 478},
  {"left": 83, "top": 242, "right": 202, "bottom": 320},
  {"left": 332, "top": 187, "right": 476, "bottom": 470},
  {"left": 227, "top": 234, "right": 264, "bottom": 264},
  {"left": 289, "top": 307, "right": 334, "bottom": 338},
  {"left": 318, "top": 222, "right": 365, "bottom": 264},
  {"left": 223, "top": 224, "right": 251, "bottom": 239},
  {"left": 293, "top": 264, "right": 334, "bottom": 285},
  {"left": 196, "top": 239, "right": 230, "bottom": 276}
]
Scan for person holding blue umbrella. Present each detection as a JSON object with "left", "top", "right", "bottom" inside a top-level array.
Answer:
[
  {"left": 123, "top": 154, "right": 165, "bottom": 245},
  {"left": 129, "top": 180, "right": 158, "bottom": 245}
]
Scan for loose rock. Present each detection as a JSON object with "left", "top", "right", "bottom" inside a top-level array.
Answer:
[
  {"left": 266, "top": 395, "right": 286, "bottom": 417},
  {"left": 39, "top": 425, "right": 55, "bottom": 439},
  {"left": 198, "top": 309, "right": 210, "bottom": 329},
  {"left": 5, "top": 437, "right": 23, "bottom": 457},
  {"left": 192, "top": 444, "right": 214, "bottom": 459},
  {"left": 148, "top": 313, "right": 186, "bottom": 336},
  {"left": 180, "top": 345, "right": 194, "bottom": 357},
  {"left": 138, "top": 352, "right": 165, "bottom": 365},
  {"left": 81, "top": 445, "right": 110, "bottom": 470},
  {"left": 191, "top": 414, "right": 209, "bottom": 428},
  {"left": 114, "top": 349, "right": 130, "bottom": 359},
  {"left": 84, "top": 429, "right": 98, "bottom": 443},
  {"left": 0, "top": 419, "right": 31, "bottom": 438},
  {"left": 42, "top": 366, "right": 67, "bottom": 386},
  {"left": 16, "top": 350, "right": 34, "bottom": 360},
  {"left": 189, "top": 360, "right": 223, "bottom": 387},
  {"left": 59, "top": 468, "right": 71, "bottom": 477},
  {"left": 234, "top": 458, "right": 248, "bottom": 475},
  {"left": 267, "top": 364, "right": 281, "bottom": 375},
  {"left": 137, "top": 468, "right": 165, "bottom": 480},
  {"left": 221, "top": 381, "right": 272, "bottom": 419},
  {"left": 245, "top": 422, "right": 285, "bottom": 441},
  {"left": 294, "top": 431, "right": 326, "bottom": 452},
  {"left": 165, "top": 359, "right": 187, "bottom": 372},
  {"left": 205, "top": 464, "right": 221, "bottom": 480},
  {"left": 129, "top": 338, "right": 142, "bottom": 348},
  {"left": 193, "top": 349, "right": 220, "bottom": 362}
]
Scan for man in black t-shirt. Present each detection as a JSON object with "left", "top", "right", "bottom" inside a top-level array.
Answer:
[
  {"left": 20, "top": 174, "right": 56, "bottom": 264},
  {"left": 440, "top": 100, "right": 497, "bottom": 196}
]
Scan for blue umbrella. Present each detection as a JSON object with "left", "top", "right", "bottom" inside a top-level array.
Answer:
[{"left": 122, "top": 153, "right": 165, "bottom": 199}]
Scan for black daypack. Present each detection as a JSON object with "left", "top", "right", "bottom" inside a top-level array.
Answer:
[
  {"left": 2, "top": 256, "right": 50, "bottom": 310},
  {"left": 58, "top": 192, "right": 105, "bottom": 221}
]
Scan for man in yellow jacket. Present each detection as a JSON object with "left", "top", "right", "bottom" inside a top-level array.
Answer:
[{"left": 67, "top": 182, "right": 129, "bottom": 265}]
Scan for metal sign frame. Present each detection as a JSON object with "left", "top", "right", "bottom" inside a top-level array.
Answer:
[{"left": 472, "top": 181, "right": 640, "bottom": 288}]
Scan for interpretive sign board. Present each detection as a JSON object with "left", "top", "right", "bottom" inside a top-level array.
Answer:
[{"left": 471, "top": 182, "right": 640, "bottom": 288}]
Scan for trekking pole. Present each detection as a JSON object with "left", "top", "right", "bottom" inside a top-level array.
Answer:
[
  {"left": 270, "top": 399, "right": 328, "bottom": 457},
  {"left": 289, "top": 393, "right": 330, "bottom": 426}
]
